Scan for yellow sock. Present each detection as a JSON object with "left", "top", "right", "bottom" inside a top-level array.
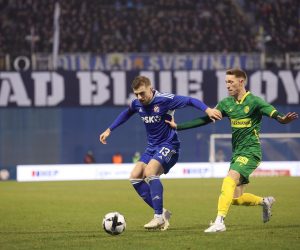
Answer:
[
  {"left": 232, "top": 193, "right": 263, "bottom": 206},
  {"left": 217, "top": 176, "right": 237, "bottom": 217}
]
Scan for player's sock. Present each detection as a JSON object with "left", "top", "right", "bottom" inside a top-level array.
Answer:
[
  {"left": 215, "top": 215, "right": 225, "bottom": 224},
  {"left": 154, "top": 214, "right": 163, "bottom": 219},
  {"left": 232, "top": 193, "right": 263, "bottom": 206},
  {"left": 148, "top": 175, "right": 163, "bottom": 215},
  {"left": 130, "top": 179, "right": 153, "bottom": 208},
  {"left": 217, "top": 176, "right": 237, "bottom": 217}
]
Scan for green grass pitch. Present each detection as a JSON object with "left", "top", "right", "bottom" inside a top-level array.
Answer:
[{"left": 0, "top": 177, "right": 300, "bottom": 250}]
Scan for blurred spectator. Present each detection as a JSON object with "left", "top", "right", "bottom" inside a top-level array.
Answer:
[
  {"left": 215, "top": 149, "right": 225, "bottom": 162},
  {"left": 84, "top": 150, "right": 96, "bottom": 164},
  {"left": 0, "top": 0, "right": 298, "bottom": 54},
  {"left": 112, "top": 152, "right": 123, "bottom": 164},
  {"left": 132, "top": 151, "right": 141, "bottom": 163},
  {"left": 0, "top": 169, "right": 10, "bottom": 180}
]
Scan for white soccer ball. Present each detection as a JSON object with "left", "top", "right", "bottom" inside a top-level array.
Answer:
[{"left": 102, "top": 212, "right": 126, "bottom": 235}]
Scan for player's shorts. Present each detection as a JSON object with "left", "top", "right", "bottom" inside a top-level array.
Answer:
[
  {"left": 230, "top": 155, "right": 261, "bottom": 185},
  {"left": 140, "top": 144, "right": 179, "bottom": 174}
]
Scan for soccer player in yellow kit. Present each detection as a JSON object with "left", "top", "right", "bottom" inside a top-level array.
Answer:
[{"left": 166, "top": 68, "right": 298, "bottom": 233}]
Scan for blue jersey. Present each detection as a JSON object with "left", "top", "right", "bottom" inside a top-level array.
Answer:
[{"left": 109, "top": 90, "right": 208, "bottom": 148}]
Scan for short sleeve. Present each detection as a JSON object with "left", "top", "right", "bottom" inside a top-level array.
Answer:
[{"left": 255, "top": 96, "right": 277, "bottom": 117}]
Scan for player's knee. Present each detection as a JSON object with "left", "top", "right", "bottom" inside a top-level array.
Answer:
[
  {"left": 144, "top": 167, "right": 164, "bottom": 178},
  {"left": 143, "top": 169, "right": 153, "bottom": 178},
  {"left": 227, "top": 170, "right": 240, "bottom": 184},
  {"left": 129, "top": 172, "right": 142, "bottom": 179},
  {"left": 129, "top": 162, "right": 146, "bottom": 179},
  {"left": 233, "top": 193, "right": 241, "bottom": 199},
  {"left": 129, "top": 170, "right": 143, "bottom": 179}
]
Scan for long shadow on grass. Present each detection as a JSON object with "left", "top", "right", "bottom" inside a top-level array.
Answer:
[
  {"left": 0, "top": 231, "right": 99, "bottom": 235},
  {"left": 218, "top": 224, "right": 300, "bottom": 232},
  {"left": 2, "top": 224, "right": 298, "bottom": 236},
  {"left": 0, "top": 231, "right": 115, "bottom": 240},
  {"left": 137, "top": 224, "right": 300, "bottom": 233}
]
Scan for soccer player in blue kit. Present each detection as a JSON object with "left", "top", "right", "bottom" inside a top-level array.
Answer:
[{"left": 100, "top": 76, "right": 222, "bottom": 230}]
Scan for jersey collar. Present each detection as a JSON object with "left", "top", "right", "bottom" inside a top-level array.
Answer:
[
  {"left": 236, "top": 91, "right": 250, "bottom": 104},
  {"left": 147, "top": 89, "right": 157, "bottom": 105}
]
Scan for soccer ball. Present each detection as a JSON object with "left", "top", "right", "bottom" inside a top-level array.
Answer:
[{"left": 102, "top": 212, "right": 126, "bottom": 235}]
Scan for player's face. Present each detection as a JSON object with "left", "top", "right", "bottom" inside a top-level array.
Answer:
[
  {"left": 225, "top": 75, "right": 245, "bottom": 97},
  {"left": 133, "top": 85, "right": 153, "bottom": 105}
]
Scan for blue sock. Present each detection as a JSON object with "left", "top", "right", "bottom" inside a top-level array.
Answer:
[
  {"left": 148, "top": 176, "right": 163, "bottom": 214},
  {"left": 130, "top": 179, "right": 153, "bottom": 208}
]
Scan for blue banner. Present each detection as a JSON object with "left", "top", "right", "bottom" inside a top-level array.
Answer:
[{"left": 0, "top": 70, "right": 299, "bottom": 107}]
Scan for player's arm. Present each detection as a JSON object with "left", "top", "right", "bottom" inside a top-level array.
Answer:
[
  {"left": 100, "top": 107, "right": 135, "bottom": 144},
  {"left": 166, "top": 100, "right": 226, "bottom": 130},
  {"left": 257, "top": 97, "right": 299, "bottom": 124},
  {"left": 177, "top": 116, "right": 213, "bottom": 130},
  {"left": 169, "top": 96, "right": 222, "bottom": 122},
  {"left": 166, "top": 115, "right": 213, "bottom": 130}
]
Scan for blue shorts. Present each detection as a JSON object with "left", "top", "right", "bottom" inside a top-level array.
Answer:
[{"left": 140, "top": 144, "right": 179, "bottom": 174}]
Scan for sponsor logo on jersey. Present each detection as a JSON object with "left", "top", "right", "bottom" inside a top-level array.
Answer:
[
  {"left": 231, "top": 118, "right": 252, "bottom": 128},
  {"left": 153, "top": 105, "right": 160, "bottom": 113},
  {"left": 244, "top": 106, "right": 250, "bottom": 114},
  {"left": 235, "top": 156, "right": 249, "bottom": 165},
  {"left": 141, "top": 115, "right": 161, "bottom": 123}
]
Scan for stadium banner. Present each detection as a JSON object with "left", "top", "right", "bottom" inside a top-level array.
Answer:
[
  {"left": 1, "top": 70, "right": 300, "bottom": 107},
  {"left": 2, "top": 53, "right": 300, "bottom": 72},
  {"left": 265, "top": 52, "right": 300, "bottom": 70},
  {"left": 17, "top": 161, "right": 300, "bottom": 182},
  {"left": 51, "top": 53, "right": 262, "bottom": 71},
  {"left": 2, "top": 53, "right": 262, "bottom": 71}
]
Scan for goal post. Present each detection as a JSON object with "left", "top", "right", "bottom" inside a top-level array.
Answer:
[{"left": 209, "top": 133, "right": 300, "bottom": 162}]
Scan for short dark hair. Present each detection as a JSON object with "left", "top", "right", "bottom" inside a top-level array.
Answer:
[
  {"left": 226, "top": 68, "right": 247, "bottom": 82},
  {"left": 131, "top": 76, "right": 151, "bottom": 89}
]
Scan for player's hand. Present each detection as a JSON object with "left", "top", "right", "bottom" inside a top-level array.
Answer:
[
  {"left": 99, "top": 128, "right": 111, "bottom": 144},
  {"left": 165, "top": 116, "right": 177, "bottom": 129},
  {"left": 205, "top": 108, "right": 222, "bottom": 122},
  {"left": 278, "top": 112, "right": 298, "bottom": 124}
]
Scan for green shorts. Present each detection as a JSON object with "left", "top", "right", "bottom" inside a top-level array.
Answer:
[{"left": 230, "top": 155, "right": 261, "bottom": 185}]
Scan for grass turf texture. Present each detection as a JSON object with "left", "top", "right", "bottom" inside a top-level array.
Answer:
[{"left": 0, "top": 177, "right": 299, "bottom": 250}]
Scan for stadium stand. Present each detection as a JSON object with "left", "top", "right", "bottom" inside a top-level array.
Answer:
[
  {"left": 0, "top": 0, "right": 299, "bottom": 54},
  {"left": 237, "top": 0, "right": 300, "bottom": 52}
]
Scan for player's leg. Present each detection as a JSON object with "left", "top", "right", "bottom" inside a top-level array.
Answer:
[
  {"left": 204, "top": 169, "right": 239, "bottom": 233},
  {"left": 143, "top": 146, "right": 178, "bottom": 230},
  {"left": 231, "top": 159, "right": 263, "bottom": 207},
  {"left": 206, "top": 155, "right": 261, "bottom": 232},
  {"left": 232, "top": 184, "right": 263, "bottom": 206},
  {"left": 232, "top": 185, "right": 275, "bottom": 223},
  {"left": 143, "top": 159, "right": 165, "bottom": 229},
  {"left": 130, "top": 160, "right": 153, "bottom": 208},
  {"left": 230, "top": 158, "right": 275, "bottom": 223}
]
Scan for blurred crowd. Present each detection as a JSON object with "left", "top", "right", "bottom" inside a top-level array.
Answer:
[
  {"left": 0, "top": 0, "right": 299, "bottom": 55},
  {"left": 240, "top": 0, "right": 300, "bottom": 53}
]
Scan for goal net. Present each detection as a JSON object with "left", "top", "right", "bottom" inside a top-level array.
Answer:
[{"left": 209, "top": 133, "right": 300, "bottom": 162}]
